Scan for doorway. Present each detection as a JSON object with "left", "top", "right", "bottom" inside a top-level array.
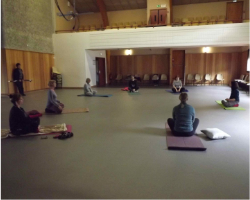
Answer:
[
  {"left": 172, "top": 50, "right": 185, "bottom": 84},
  {"left": 96, "top": 57, "right": 106, "bottom": 87},
  {"left": 226, "top": 1, "right": 243, "bottom": 23}
]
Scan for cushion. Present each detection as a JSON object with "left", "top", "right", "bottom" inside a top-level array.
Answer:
[{"left": 201, "top": 128, "right": 231, "bottom": 140}]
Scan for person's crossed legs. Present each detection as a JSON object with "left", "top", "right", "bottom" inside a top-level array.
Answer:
[{"left": 167, "top": 118, "right": 199, "bottom": 136}]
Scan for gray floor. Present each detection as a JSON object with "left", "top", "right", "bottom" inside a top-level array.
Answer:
[{"left": 1, "top": 86, "right": 249, "bottom": 199}]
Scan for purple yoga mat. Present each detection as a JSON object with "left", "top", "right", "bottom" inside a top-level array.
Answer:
[{"left": 165, "top": 123, "right": 206, "bottom": 151}]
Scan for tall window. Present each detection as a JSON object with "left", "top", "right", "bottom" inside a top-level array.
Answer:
[{"left": 247, "top": 50, "right": 250, "bottom": 71}]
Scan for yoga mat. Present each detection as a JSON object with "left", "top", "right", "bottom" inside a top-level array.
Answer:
[
  {"left": 128, "top": 92, "right": 140, "bottom": 95},
  {"left": 40, "top": 108, "right": 89, "bottom": 115},
  {"left": 216, "top": 101, "right": 245, "bottom": 110},
  {"left": 166, "top": 89, "right": 189, "bottom": 94},
  {"left": 2, "top": 124, "right": 72, "bottom": 138},
  {"left": 77, "top": 94, "right": 112, "bottom": 97},
  {"left": 165, "top": 123, "right": 206, "bottom": 151}
]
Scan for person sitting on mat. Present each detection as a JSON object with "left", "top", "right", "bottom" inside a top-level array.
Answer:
[
  {"left": 45, "top": 80, "right": 64, "bottom": 113},
  {"left": 172, "top": 76, "right": 185, "bottom": 93},
  {"left": 9, "top": 93, "right": 40, "bottom": 135},
  {"left": 167, "top": 93, "right": 199, "bottom": 137},
  {"left": 221, "top": 81, "right": 240, "bottom": 107},
  {"left": 84, "top": 78, "right": 97, "bottom": 96},
  {"left": 129, "top": 76, "right": 139, "bottom": 92}
]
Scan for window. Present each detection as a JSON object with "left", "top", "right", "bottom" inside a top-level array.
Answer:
[{"left": 247, "top": 50, "right": 250, "bottom": 71}]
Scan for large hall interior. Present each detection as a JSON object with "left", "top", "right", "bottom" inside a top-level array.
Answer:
[{"left": 1, "top": 0, "right": 250, "bottom": 199}]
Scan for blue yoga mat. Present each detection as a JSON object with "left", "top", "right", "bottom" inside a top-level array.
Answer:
[
  {"left": 77, "top": 94, "right": 112, "bottom": 97},
  {"left": 166, "top": 89, "right": 188, "bottom": 94}
]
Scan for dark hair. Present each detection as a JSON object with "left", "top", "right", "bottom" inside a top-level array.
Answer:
[
  {"left": 231, "top": 81, "right": 239, "bottom": 90},
  {"left": 16, "top": 63, "right": 21, "bottom": 67},
  {"left": 9, "top": 93, "right": 22, "bottom": 105}
]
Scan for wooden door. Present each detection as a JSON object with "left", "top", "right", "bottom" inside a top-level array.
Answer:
[
  {"left": 96, "top": 57, "right": 106, "bottom": 87},
  {"left": 150, "top": 9, "right": 159, "bottom": 25},
  {"left": 227, "top": 1, "right": 243, "bottom": 23},
  {"left": 159, "top": 9, "right": 167, "bottom": 25},
  {"left": 172, "top": 50, "right": 185, "bottom": 83}
]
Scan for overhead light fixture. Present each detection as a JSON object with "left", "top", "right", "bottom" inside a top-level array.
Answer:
[
  {"left": 233, "top": 0, "right": 237, "bottom": 2},
  {"left": 125, "top": 49, "right": 132, "bottom": 55},
  {"left": 203, "top": 47, "right": 210, "bottom": 53}
]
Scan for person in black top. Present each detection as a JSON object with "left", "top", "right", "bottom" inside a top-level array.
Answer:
[
  {"left": 9, "top": 94, "right": 40, "bottom": 135},
  {"left": 222, "top": 81, "right": 240, "bottom": 107},
  {"left": 129, "top": 76, "right": 139, "bottom": 92},
  {"left": 13, "top": 63, "right": 25, "bottom": 96}
]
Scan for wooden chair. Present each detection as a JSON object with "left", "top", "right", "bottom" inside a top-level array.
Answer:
[
  {"left": 215, "top": 74, "right": 224, "bottom": 85},
  {"left": 204, "top": 74, "right": 212, "bottom": 85},
  {"left": 160, "top": 74, "right": 168, "bottom": 85},
  {"left": 182, "top": 18, "right": 191, "bottom": 26},
  {"left": 143, "top": 74, "right": 150, "bottom": 85},
  {"left": 152, "top": 74, "right": 160, "bottom": 86},
  {"left": 187, "top": 74, "right": 194, "bottom": 85},
  {"left": 115, "top": 74, "right": 123, "bottom": 85},
  {"left": 194, "top": 74, "right": 202, "bottom": 85}
]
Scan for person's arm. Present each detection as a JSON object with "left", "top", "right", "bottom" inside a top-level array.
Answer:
[
  {"left": 179, "top": 81, "right": 182, "bottom": 91},
  {"left": 13, "top": 69, "right": 18, "bottom": 81},
  {"left": 172, "top": 107, "right": 176, "bottom": 121},
  {"left": 192, "top": 107, "right": 195, "bottom": 123},
  {"left": 49, "top": 90, "right": 60, "bottom": 107},
  {"left": 226, "top": 90, "right": 238, "bottom": 101},
  {"left": 173, "top": 81, "right": 177, "bottom": 90},
  {"left": 20, "top": 69, "right": 24, "bottom": 80}
]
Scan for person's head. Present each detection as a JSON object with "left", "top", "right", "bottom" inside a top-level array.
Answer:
[
  {"left": 86, "top": 78, "right": 91, "bottom": 84},
  {"left": 131, "top": 76, "right": 135, "bottom": 81},
  {"left": 16, "top": 63, "right": 21, "bottom": 68},
  {"left": 231, "top": 81, "right": 239, "bottom": 90},
  {"left": 179, "top": 92, "right": 188, "bottom": 103},
  {"left": 9, "top": 93, "right": 23, "bottom": 106},
  {"left": 48, "top": 80, "right": 56, "bottom": 88},
  {"left": 176, "top": 76, "right": 180, "bottom": 81}
]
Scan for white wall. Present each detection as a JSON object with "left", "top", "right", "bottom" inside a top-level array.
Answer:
[
  {"left": 53, "top": 23, "right": 249, "bottom": 87},
  {"left": 88, "top": 23, "right": 249, "bottom": 49}
]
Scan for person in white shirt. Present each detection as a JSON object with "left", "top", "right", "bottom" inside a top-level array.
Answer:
[
  {"left": 172, "top": 76, "right": 186, "bottom": 93},
  {"left": 84, "top": 78, "right": 97, "bottom": 96}
]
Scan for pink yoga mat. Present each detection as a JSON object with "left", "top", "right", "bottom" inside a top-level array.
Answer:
[{"left": 165, "top": 123, "right": 206, "bottom": 151}]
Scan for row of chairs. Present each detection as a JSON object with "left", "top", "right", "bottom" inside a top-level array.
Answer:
[
  {"left": 174, "top": 16, "right": 249, "bottom": 26},
  {"left": 110, "top": 74, "right": 168, "bottom": 85},
  {"left": 235, "top": 74, "right": 250, "bottom": 94},
  {"left": 186, "top": 74, "right": 225, "bottom": 85},
  {"left": 79, "top": 21, "right": 148, "bottom": 32}
]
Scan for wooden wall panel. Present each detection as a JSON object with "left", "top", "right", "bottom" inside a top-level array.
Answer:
[
  {"left": 240, "top": 50, "right": 248, "bottom": 75},
  {"left": 110, "top": 54, "right": 170, "bottom": 80},
  {"left": 186, "top": 52, "right": 246, "bottom": 85},
  {"left": 1, "top": 49, "right": 8, "bottom": 94},
  {"left": 2, "top": 49, "right": 54, "bottom": 94}
]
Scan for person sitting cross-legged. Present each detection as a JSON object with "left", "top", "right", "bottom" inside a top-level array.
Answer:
[
  {"left": 129, "top": 76, "right": 139, "bottom": 93},
  {"left": 172, "top": 76, "right": 186, "bottom": 93},
  {"left": 167, "top": 93, "right": 199, "bottom": 137},
  {"left": 221, "top": 81, "right": 240, "bottom": 107},
  {"left": 84, "top": 78, "right": 97, "bottom": 96},
  {"left": 9, "top": 93, "right": 40, "bottom": 135},
  {"left": 45, "top": 80, "right": 64, "bottom": 114}
]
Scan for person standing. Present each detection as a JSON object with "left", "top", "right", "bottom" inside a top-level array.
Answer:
[{"left": 13, "top": 63, "right": 25, "bottom": 96}]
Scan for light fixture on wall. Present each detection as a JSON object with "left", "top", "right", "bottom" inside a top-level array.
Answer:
[
  {"left": 203, "top": 47, "right": 210, "bottom": 53},
  {"left": 125, "top": 49, "right": 132, "bottom": 55},
  {"left": 233, "top": 0, "right": 237, "bottom": 2}
]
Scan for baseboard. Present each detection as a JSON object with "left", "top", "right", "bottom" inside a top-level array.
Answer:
[{"left": 61, "top": 87, "right": 82, "bottom": 89}]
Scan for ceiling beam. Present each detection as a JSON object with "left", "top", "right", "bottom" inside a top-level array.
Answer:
[{"left": 96, "top": 0, "right": 109, "bottom": 27}]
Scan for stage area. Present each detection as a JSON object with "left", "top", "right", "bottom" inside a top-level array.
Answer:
[{"left": 1, "top": 86, "right": 249, "bottom": 199}]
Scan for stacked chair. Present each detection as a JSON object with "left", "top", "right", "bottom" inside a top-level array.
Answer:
[{"left": 175, "top": 15, "right": 235, "bottom": 27}]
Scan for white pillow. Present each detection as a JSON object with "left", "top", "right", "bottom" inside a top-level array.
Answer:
[{"left": 201, "top": 128, "right": 231, "bottom": 140}]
